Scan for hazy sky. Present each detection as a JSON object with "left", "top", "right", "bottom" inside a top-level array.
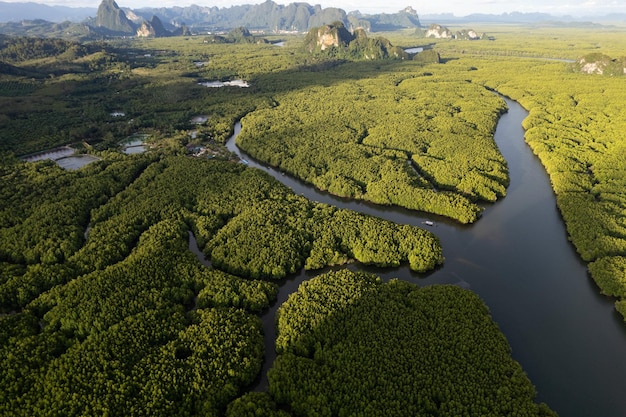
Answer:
[{"left": 3, "top": 0, "right": 623, "bottom": 16}]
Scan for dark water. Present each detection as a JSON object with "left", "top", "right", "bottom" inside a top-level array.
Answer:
[{"left": 220, "top": 97, "right": 626, "bottom": 417}]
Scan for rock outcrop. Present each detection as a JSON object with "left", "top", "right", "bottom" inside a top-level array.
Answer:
[
  {"left": 95, "top": 0, "right": 189, "bottom": 38},
  {"left": 574, "top": 53, "right": 626, "bottom": 76},
  {"left": 95, "top": 0, "right": 135, "bottom": 34},
  {"left": 456, "top": 29, "right": 481, "bottom": 40},
  {"left": 136, "top": 15, "right": 169, "bottom": 37},
  {"left": 424, "top": 24, "right": 452, "bottom": 38},
  {"left": 422, "top": 24, "right": 485, "bottom": 40},
  {"left": 303, "top": 21, "right": 408, "bottom": 60},
  {"left": 303, "top": 21, "right": 353, "bottom": 52}
]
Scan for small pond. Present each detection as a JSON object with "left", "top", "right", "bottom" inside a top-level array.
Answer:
[
  {"left": 56, "top": 155, "right": 101, "bottom": 170},
  {"left": 22, "top": 147, "right": 100, "bottom": 170},
  {"left": 120, "top": 134, "right": 150, "bottom": 154},
  {"left": 198, "top": 80, "right": 250, "bottom": 88},
  {"left": 190, "top": 115, "right": 209, "bottom": 124},
  {"left": 122, "top": 145, "right": 147, "bottom": 155}
]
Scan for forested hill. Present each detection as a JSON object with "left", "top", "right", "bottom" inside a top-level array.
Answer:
[{"left": 303, "top": 22, "right": 410, "bottom": 59}]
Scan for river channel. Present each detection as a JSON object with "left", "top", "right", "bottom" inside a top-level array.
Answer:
[{"left": 218, "top": 96, "right": 626, "bottom": 417}]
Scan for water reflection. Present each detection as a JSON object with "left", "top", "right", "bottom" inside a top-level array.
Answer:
[
  {"left": 224, "top": 97, "right": 626, "bottom": 417},
  {"left": 120, "top": 134, "right": 150, "bottom": 155},
  {"left": 22, "top": 147, "right": 100, "bottom": 170},
  {"left": 55, "top": 155, "right": 101, "bottom": 170},
  {"left": 198, "top": 80, "right": 250, "bottom": 88}
]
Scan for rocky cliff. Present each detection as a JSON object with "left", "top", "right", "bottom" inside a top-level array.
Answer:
[
  {"left": 95, "top": 0, "right": 135, "bottom": 34},
  {"left": 303, "top": 21, "right": 353, "bottom": 52},
  {"left": 132, "top": 0, "right": 346, "bottom": 32},
  {"left": 303, "top": 22, "right": 408, "bottom": 60},
  {"left": 129, "top": 1, "right": 420, "bottom": 33},
  {"left": 96, "top": 0, "right": 191, "bottom": 38},
  {"left": 423, "top": 24, "right": 452, "bottom": 38},
  {"left": 136, "top": 15, "right": 169, "bottom": 37}
]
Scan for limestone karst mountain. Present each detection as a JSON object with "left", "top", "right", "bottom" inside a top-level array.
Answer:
[
  {"left": 136, "top": 15, "right": 172, "bottom": 37},
  {"left": 1, "top": 0, "right": 423, "bottom": 39},
  {"left": 303, "top": 21, "right": 409, "bottom": 60},
  {"left": 95, "top": 0, "right": 135, "bottom": 34},
  {"left": 421, "top": 23, "right": 485, "bottom": 40},
  {"left": 347, "top": 6, "right": 421, "bottom": 32}
]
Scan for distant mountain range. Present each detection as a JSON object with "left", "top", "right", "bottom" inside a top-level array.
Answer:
[
  {"left": 121, "top": 1, "right": 422, "bottom": 33},
  {"left": 0, "top": 1, "right": 95, "bottom": 22},
  {"left": 420, "top": 11, "right": 626, "bottom": 25},
  {"left": 0, "top": 0, "right": 624, "bottom": 39},
  {"left": 0, "top": 0, "right": 425, "bottom": 38}
]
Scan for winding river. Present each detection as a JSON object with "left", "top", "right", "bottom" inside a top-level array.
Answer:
[{"left": 216, "top": 96, "right": 626, "bottom": 417}]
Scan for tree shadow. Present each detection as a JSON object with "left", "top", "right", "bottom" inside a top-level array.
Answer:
[{"left": 263, "top": 269, "right": 555, "bottom": 416}]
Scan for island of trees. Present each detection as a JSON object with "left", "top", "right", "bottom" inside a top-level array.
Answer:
[{"left": 268, "top": 270, "right": 555, "bottom": 416}]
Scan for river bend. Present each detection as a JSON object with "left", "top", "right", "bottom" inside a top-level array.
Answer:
[{"left": 219, "top": 96, "right": 626, "bottom": 417}]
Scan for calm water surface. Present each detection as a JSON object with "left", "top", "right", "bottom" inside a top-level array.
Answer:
[
  {"left": 55, "top": 155, "right": 100, "bottom": 170},
  {"left": 222, "top": 97, "right": 626, "bottom": 417},
  {"left": 22, "top": 147, "right": 100, "bottom": 170}
]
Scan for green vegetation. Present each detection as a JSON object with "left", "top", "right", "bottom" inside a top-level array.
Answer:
[
  {"left": 237, "top": 58, "right": 508, "bottom": 222},
  {"left": 226, "top": 392, "right": 290, "bottom": 417},
  {"left": 444, "top": 47, "right": 626, "bottom": 318},
  {"left": 3, "top": 22, "right": 626, "bottom": 416},
  {"left": 0, "top": 37, "right": 274, "bottom": 155},
  {"left": 0, "top": 36, "right": 89, "bottom": 63},
  {"left": 378, "top": 25, "right": 626, "bottom": 319},
  {"left": 0, "top": 34, "right": 508, "bottom": 224},
  {"left": 570, "top": 52, "right": 626, "bottom": 76},
  {"left": 0, "top": 20, "right": 93, "bottom": 40},
  {"left": 204, "top": 27, "right": 269, "bottom": 44},
  {"left": 302, "top": 22, "right": 409, "bottom": 59},
  {"left": 0, "top": 148, "right": 442, "bottom": 415},
  {"left": 427, "top": 25, "right": 626, "bottom": 60},
  {"left": 267, "top": 270, "right": 556, "bottom": 416},
  {"left": 1, "top": 213, "right": 269, "bottom": 416}
]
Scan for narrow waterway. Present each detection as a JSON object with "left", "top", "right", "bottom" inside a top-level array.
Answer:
[{"left": 221, "top": 96, "right": 626, "bottom": 417}]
